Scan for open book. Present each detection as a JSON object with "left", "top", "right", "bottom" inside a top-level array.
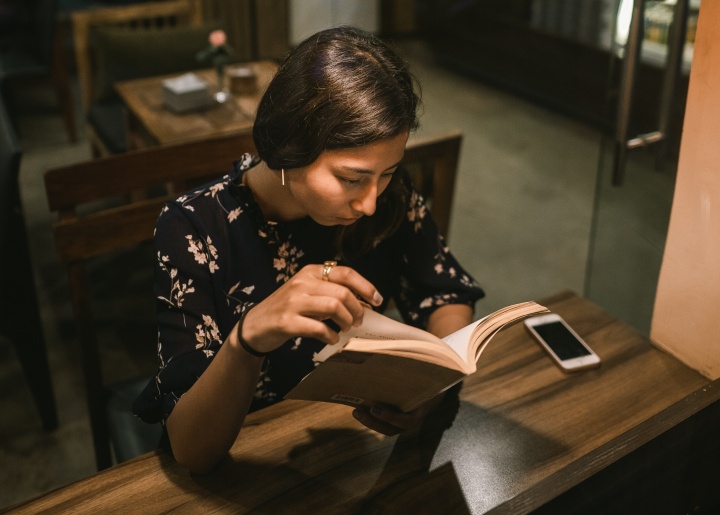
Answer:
[{"left": 285, "top": 301, "right": 549, "bottom": 412}]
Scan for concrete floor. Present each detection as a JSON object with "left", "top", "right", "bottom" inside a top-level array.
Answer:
[{"left": 0, "top": 40, "right": 603, "bottom": 509}]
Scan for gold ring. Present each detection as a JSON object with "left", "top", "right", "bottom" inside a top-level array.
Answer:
[{"left": 322, "top": 260, "right": 337, "bottom": 281}]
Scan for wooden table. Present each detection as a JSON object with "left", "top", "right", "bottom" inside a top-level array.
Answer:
[
  {"left": 114, "top": 61, "right": 278, "bottom": 150},
  {"left": 7, "top": 291, "right": 719, "bottom": 514}
]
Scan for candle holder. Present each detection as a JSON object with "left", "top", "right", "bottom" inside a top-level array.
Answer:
[{"left": 215, "top": 64, "right": 229, "bottom": 103}]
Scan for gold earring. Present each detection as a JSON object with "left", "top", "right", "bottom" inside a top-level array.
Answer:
[{"left": 281, "top": 169, "right": 285, "bottom": 186}]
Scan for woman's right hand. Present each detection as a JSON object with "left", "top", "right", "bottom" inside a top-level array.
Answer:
[{"left": 238, "top": 263, "right": 383, "bottom": 353}]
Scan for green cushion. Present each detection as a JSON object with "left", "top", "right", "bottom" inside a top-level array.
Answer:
[{"left": 90, "top": 23, "right": 226, "bottom": 103}]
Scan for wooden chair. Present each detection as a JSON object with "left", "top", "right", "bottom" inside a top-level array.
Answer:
[
  {"left": 0, "top": 85, "right": 59, "bottom": 431},
  {"left": 44, "top": 132, "right": 257, "bottom": 470},
  {"left": 403, "top": 130, "right": 463, "bottom": 240},
  {"left": 71, "top": 0, "right": 207, "bottom": 156}
]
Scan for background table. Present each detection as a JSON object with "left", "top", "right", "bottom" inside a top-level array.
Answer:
[
  {"left": 7, "top": 291, "right": 719, "bottom": 514},
  {"left": 115, "top": 61, "right": 278, "bottom": 150}
]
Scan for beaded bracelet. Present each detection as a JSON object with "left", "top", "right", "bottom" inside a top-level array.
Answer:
[{"left": 237, "top": 305, "right": 267, "bottom": 358}]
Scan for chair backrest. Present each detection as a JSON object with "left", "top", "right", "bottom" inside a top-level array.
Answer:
[
  {"left": 71, "top": 0, "right": 204, "bottom": 112},
  {"left": 44, "top": 131, "right": 256, "bottom": 469},
  {"left": 403, "top": 131, "right": 463, "bottom": 239},
  {"left": 47, "top": 131, "right": 255, "bottom": 263}
]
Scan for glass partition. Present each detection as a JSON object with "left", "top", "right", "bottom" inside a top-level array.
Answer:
[{"left": 584, "top": 0, "right": 700, "bottom": 334}]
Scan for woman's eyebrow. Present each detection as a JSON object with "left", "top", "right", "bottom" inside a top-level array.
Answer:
[{"left": 341, "top": 160, "right": 402, "bottom": 175}]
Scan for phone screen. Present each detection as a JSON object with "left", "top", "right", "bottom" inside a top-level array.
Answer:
[{"left": 532, "top": 321, "right": 591, "bottom": 360}]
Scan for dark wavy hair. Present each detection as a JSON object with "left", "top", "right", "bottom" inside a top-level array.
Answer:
[{"left": 253, "top": 26, "right": 421, "bottom": 259}]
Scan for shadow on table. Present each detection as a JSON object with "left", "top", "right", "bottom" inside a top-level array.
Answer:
[
  {"left": 177, "top": 383, "right": 565, "bottom": 513},
  {"left": 186, "top": 426, "right": 387, "bottom": 513},
  {"left": 362, "top": 383, "right": 568, "bottom": 513}
]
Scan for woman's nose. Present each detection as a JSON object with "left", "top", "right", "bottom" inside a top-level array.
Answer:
[{"left": 350, "top": 184, "right": 377, "bottom": 216}]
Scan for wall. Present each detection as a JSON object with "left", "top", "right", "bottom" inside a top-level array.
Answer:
[
  {"left": 289, "top": 0, "right": 379, "bottom": 45},
  {"left": 201, "top": 0, "right": 289, "bottom": 60},
  {"left": 651, "top": 0, "right": 720, "bottom": 379}
]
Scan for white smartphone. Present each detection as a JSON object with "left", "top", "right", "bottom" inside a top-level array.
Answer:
[{"left": 524, "top": 313, "right": 601, "bottom": 372}]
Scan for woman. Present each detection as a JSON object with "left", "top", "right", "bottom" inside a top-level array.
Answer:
[{"left": 134, "top": 26, "right": 484, "bottom": 473}]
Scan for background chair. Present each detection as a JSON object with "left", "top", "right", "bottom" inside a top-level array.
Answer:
[
  {"left": 0, "top": 0, "right": 76, "bottom": 142},
  {"left": 44, "top": 131, "right": 257, "bottom": 470},
  {"left": 0, "top": 82, "right": 59, "bottom": 432},
  {"left": 71, "top": 0, "right": 219, "bottom": 156},
  {"left": 403, "top": 130, "right": 463, "bottom": 240}
]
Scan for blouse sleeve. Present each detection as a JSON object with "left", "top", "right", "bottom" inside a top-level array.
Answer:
[
  {"left": 391, "top": 182, "right": 485, "bottom": 328},
  {"left": 134, "top": 201, "right": 233, "bottom": 424}
]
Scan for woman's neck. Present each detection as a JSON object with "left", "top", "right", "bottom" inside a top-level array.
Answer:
[{"left": 245, "top": 161, "right": 306, "bottom": 222}]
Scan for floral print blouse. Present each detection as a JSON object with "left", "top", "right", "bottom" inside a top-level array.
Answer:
[{"left": 133, "top": 154, "right": 485, "bottom": 425}]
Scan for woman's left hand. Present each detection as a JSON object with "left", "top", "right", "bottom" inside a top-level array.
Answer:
[
  {"left": 351, "top": 392, "right": 446, "bottom": 436},
  {"left": 351, "top": 304, "right": 474, "bottom": 435}
]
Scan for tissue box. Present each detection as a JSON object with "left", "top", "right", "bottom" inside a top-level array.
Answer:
[{"left": 162, "top": 73, "right": 213, "bottom": 113}]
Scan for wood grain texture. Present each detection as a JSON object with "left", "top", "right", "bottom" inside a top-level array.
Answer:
[
  {"left": 115, "top": 62, "right": 278, "bottom": 149},
  {"left": 6, "top": 291, "right": 712, "bottom": 514}
]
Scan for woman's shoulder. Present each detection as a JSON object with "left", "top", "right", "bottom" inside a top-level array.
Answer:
[
  {"left": 166, "top": 154, "right": 259, "bottom": 210},
  {"left": 156, "top": 154, "right": 263, "bottom": 230}
]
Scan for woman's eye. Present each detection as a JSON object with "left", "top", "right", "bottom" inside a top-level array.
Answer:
[{"left": 339, "top": 177, "right": 361, "bottom": 185}]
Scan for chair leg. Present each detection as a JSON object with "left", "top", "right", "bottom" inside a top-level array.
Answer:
[
  {"left": 10, "top": 311, "right": 59, "bottom": 431},
  {"left": 89, "top": 389, "right": 114, "bottom": 470},
  {"left": 3, "top": 278, "right": 58, "bottom": 431},
  {"left": 67, "top": 263, "right": 114, "bottom": 470},
  {"left": 3, "top": 203, "right": 59, "bottom": 431}
]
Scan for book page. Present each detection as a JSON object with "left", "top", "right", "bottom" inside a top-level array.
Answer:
[
  {"left": 344, "top": 338, "right": 466, "bottom": 371},
  {"left": 316, "top": 307, "right": 443, "bottom": 362},
  {"left": 315, "top": 301, "right": 549, "bottom": 364},
  {"left": 440, "top": 316, "right": 486, "bottom": 363}
]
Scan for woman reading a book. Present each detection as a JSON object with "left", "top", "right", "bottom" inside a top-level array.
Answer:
[{"left": 134, "top": 26, "right": 485, "bottom": 473}]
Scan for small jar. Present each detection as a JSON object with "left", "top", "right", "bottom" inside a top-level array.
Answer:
[{"left": 228, "top": 66, "right": 258, "bottom": 95}]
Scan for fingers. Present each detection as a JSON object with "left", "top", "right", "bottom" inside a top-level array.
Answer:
[
  {"left": 282, "top": 313, "right": 346, "bottom": 346},
  {"left": 354, "top": 404, "right": 416, "bottom": 434},
  {"left": 292, "top": 264, "right": 383, "bottom": 329},
  {"left": 370, "top": 404, "right": 423, "bottom": 431},
  {"left": 311, "top": 281, "right": 366, "bottom": 327},
  {"left": 243, "top": 301, "right": 343, "bottom": 348},
  {"left": 318, "top": 264, "right": 383, "bottom": 308},
  {"left": 290, "top": 291, "right": 366, "bottom": 344},
  {"left": 352, "top": 397, "right": 445, "bottom": 436},
  {"left": 241, "top": 263, "right": 383, "bottom": 349},
  {"left": 352, "top": 408, "right": 404, "bottom": 436}
]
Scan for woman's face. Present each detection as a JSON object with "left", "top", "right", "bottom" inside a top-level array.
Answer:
[{"left": 286, "top": 131, "right": 409, "bottom": 226}]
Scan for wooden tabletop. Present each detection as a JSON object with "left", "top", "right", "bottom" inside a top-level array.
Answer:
[
  {"left": 114, "top": 61, "right": 278, "bottom": 149},
  {"left": 7, "top": 291, "right": 715, "bottom": 514}
]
